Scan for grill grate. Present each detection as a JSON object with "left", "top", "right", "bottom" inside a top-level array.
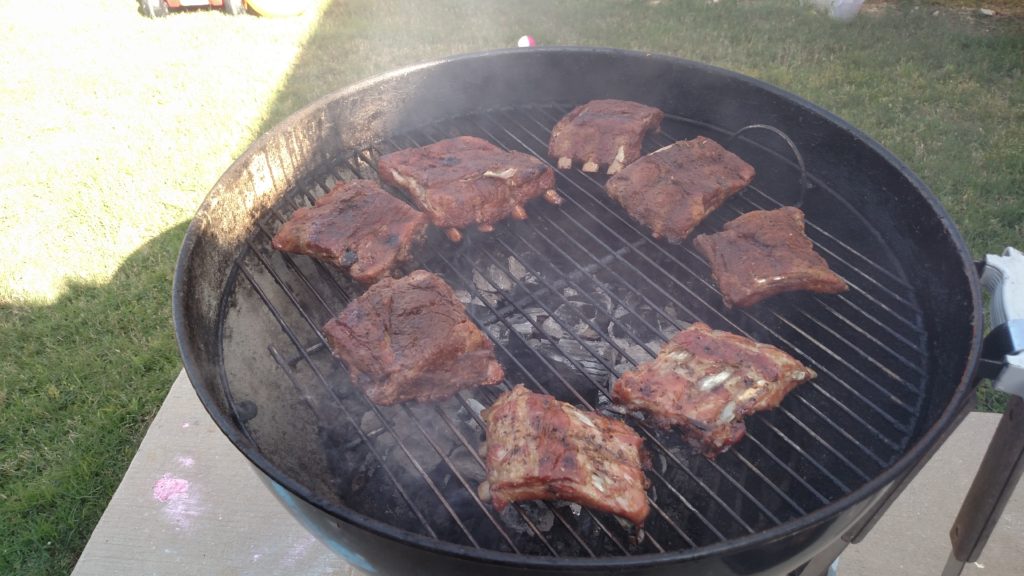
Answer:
[{"left": 219, "top": 104, "right": 929, "bottom": 557}]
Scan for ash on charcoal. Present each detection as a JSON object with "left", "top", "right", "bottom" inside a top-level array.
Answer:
[
  {"left": 507, "top": 256, "right": 537, "bottom": 284},
  {"left": 453, "top": 289, "right": 474, "bottom": 305},
  {"left": 465, "top": 397, "right": 487, "bottom": 419},
  {"left": 438, "top": 444, "right": 486, "bottom": 489},
  {"left": 485, "top": 321, "right": 508, "bottom": 342},
  {"left": 612, "top": 341, "right": 660, "bottom": 375},
  {"left": 597, "top": 392, "right": 629, "bottom": 417},
  {"left": 508, "top": 307, "right": 548, "bottom": 339},
  {"left": 471, "top": 270, "right": 503, "bottom": 307},
  {"left": 474, "top": 265, "right": 515, "bottom": 294},
  {"left": 532, "top": 337, "right": 613, "bottom": 381},
  {"left": 559, "top": 339, "right": 614, "bottom": 378},
  {"left": 541, "top": 316, "right": 567, "bottom": 339},
  {"left": 546, "top": 302, "right": 603, "bottom": 342},
  {"left": 499, "top": 500, "right": 555, "bottom": 535}
]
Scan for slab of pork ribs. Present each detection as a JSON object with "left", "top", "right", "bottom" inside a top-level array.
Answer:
[
  {"left": 605, "top": 136, "right": 755, "bottom": 243},
  {"left": 693, "top": 206, "right": 849, "bottom": 308},
  {"left": 271, "top": 179, "right": 428, "bottom": 285},
  {"left": 322, "top": 270, "right": 504, "bottom": 405},
  {"left": 378, "top": 136, "right": 561, "bottom": 242},
  {"left": 612, "top": 322, "right": 815, "bottom": 458},
  {"left": 548, "top": 99, "right": 664, "bottom": 175},
  {"left": 479, "top": 385, "right": 650, "bottom": 527}
]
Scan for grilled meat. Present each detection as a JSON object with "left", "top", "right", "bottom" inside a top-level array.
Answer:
[
  {"left": 612, "top": 323, "right": 815, "bottom": 457},
  {"left": 548, "top": 99, "right": 664, "bottom": 175},
  {"left": 605, "top": 136, "right": 755, "bottom": 243},
  {"left": 480, "top": 385, "right": 650, "bottom": 527},
  {"left": 271, "top": 180, "right": 428, "bottom": 285},
  {"left": 378, "top": 136, "right": 561, "bottom": 242},
  {"left": 322, "top": 270, "right": 504, "bottom": 405},
  {"left": 693, "top": 206, "right": 848, "bottom": 308}
]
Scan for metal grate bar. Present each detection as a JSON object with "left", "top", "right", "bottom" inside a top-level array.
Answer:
[
  {"left": 235, "top": 263, "right": 440, "bottom": 538},
  {"left": 254, "top": 214, "right": 580, "bottom": 554},
  {"left": 430, "top": 403, "right": 572, "bottom": 557},
  {"left": 541, "top": 106, "right": 924, "bottom": 341},
  {"left": 714, "top": 193, "right": 928, "bottom": 376},
  {"left": 440, "top": 244, "right": 775, "bottom": 532},
  {"left": 648, "top": 115, "right": 923, "bottom": 316},
  {"left": 432, "top": 245, "right": 718, "bottom": 551},
  {"left": 252, "top": 229, "right": 629, "bottom": 553},
  {"left": 407, "top": 113, "right": 905, "bottom": 494},
  {"left": 528, "top": 108, "right": 929, "bottom": 385},
  {"left": 731, "top": 187, "right": 922, "bottom": 322},
  {"left": 475, "top": 233, "right": 817, "bottom": 520},
  {"left": 396, "top": 403, "right": 523, "bottom": 552},
  {"left": 224, "top": 100, "right": 939, "bottom": 556},
  {"left": 240, "top": 245, "right": 489, "bottom": 549},
  {"left": 430, "top": 252, "right": 665, "bottom": 553},
  {"left": 476, "top": 110, "right": 912, "bottom": 452},
  {"left": 371, "top": 122, "right": 798, "bottom": 532}
]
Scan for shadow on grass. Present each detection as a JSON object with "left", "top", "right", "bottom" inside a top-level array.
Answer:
[{"left": 0, "top": 223, "right": 189, "bottom": 574}]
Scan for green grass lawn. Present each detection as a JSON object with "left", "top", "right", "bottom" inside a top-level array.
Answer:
[{"left": 1, "top": 0, "right": 1021, "bottom": 573}]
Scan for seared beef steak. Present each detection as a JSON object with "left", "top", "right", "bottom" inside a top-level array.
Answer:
[
  {"left": 693, "top": 206, "right": 848, "bottom": 308},
  {"left": 612, "top": 323, "right": 816, "bottom": 457},
  {"left": 378, "top": 136, "right": 560, "bottom": 242},
  {"left": 271, "top": 179, "right": 428, "bottom": 285},
  {"left": 548, "top": 99, "right": 664, "bottom": 174},
  {"left": 480, "top": 385, "right": 650, "bottom": 527},
  {"left": 605, "top": 136, "right": 755, "bottom": 243},
  {"left": 322, "top": 270, "right": 504, "bottom": 405}
]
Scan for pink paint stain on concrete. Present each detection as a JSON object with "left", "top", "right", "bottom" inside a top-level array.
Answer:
[
  {"left": 153, "top": 474, "right": 190, "bottom": 503},
  {"left": 153, "top": 473, "right": 204, "bottom": 530}
]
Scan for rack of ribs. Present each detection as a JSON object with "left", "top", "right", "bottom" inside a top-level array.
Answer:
[
  {"left": 271, "top": 180, "right": 428, "bottom": 285},
  {"left": 322, "top": 270, "right": 504, "bottom": 405},
  {"left": 378, "top": 136, "right": 561, "bottom": 242},
  {"left": 479, "top": 385, "right": 650, "bottom": 527},
  {"left": 693, "top": 206, "right": 849, "bottom": 308},
  {"left": 548, "top": 99, "right": 664, "bottom": 175},
  {"left": 612, "top": 323, "right": 816, "bottom": 457},
  {"left": 605, "top": 136, "right": 755, "bottom": 243}
]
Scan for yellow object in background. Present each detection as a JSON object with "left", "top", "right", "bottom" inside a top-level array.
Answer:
[{"left": 245, "top": 0, "right": 313, "bottom": 17}]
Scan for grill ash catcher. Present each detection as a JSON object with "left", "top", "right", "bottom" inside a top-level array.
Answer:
[{"left": 172, "top": 49, "right": 1023, "bottom": 575}]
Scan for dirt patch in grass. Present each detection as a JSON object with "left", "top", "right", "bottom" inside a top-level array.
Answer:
[{"left": 866, "top": 0, "right": 1024, "bottom": 18}]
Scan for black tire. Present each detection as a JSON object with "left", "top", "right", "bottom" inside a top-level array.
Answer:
[
  {"left": 139, "top": 0, "right": 169, "bottom": 18},
  {"left": 223, "top": 0, "right": 246, "bottom": 15}
]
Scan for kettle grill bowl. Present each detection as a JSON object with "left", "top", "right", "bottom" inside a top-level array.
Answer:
[{"left": 173, "top": 48, "right": 982, "bottom": 575}]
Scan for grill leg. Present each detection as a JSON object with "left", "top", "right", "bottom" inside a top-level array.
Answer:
[
  {"left": 791, "top": 539, "right": 846, "bottom": 576},
  {"left": 944, "top": 395, "right": 1024, "bottom": 575}
]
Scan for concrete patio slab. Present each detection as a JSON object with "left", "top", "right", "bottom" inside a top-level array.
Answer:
[{"left": 72, "top": 370, "right": 1023, "bottom": 576}]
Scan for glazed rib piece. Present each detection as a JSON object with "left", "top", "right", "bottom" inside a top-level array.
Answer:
[
  {"left": 378, "top": 136, "right": 561, "bottom": 242},
  {"left": 322, "top": 270, "right": 504, "bottom": 405},
  {"left": 271, "top": 180, "right": 428, "bottom": 285},
  {"left": 480, "top": 385, "right": 650, "bottom": 527},
  {"left": 693, "top": 206, "right": 848, "bottom": 308},
  {"left": 605, "top": 136, "right": 755, "bottom": 243},
  {"left": 548, "top": 99, "right": 664, "bottom": 174},
  {"left": 612, "top": 323, "right": 815, "bottom": 457}
]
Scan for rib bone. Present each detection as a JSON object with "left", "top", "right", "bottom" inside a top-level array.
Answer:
[
  {"left": 445, "top": 228, "right": 463, "bottom": 242},
  {"left": 558, "top": 156, "right": 572, "bottom": 169},
  {"left": 543, "top": 189, "right": 564, "bottom": 205},
  {"left": 483, "top": 167, "right": 517, "bottom": 179},
  {"left": 582, "top": 160, "right": 600, "bottom": 173},
  {"left": 607, "top": 145, "right": 626, "bottom": 175}
]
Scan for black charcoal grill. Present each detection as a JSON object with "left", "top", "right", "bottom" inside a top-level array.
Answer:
[{"left": 172, "top": 49, "right": 1020, "bottom": 576}]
